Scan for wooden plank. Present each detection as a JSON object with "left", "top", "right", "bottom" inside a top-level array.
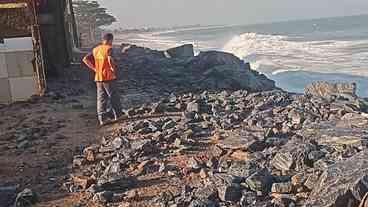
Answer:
[{"left": 0, "top": 3, "right": 27, "bottom": 9}]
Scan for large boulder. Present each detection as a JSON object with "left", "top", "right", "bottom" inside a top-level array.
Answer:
[
  {"left": 189, "top": 51, "right": 244, "bottom": 70},
  {"left": 116, "top": 44, "right": 276, "bottom": 96},
  {"left": 305, "top": 151, "right": 368, "bottom": 207},
  {"left": 187, "top": 51, "right": 275, "bottom": 91},
  {"left": 166, "top": 44, "right": 194, "bottom": 58},
  {"left": 304, "top": 81, "right": 357, "bottom": 100}
]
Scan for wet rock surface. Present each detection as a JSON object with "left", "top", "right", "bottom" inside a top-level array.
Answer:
[{"left": 67, "top": 80, "right": 368, "bottom": 206}]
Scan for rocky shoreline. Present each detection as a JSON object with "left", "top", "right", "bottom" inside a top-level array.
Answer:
[
  {"left": 67, "top": 82, "right": 368, "bottom": 206},
  {"left": 65, "top": 44, "right": 368, "bottom": 207},
  {"left": 2, "top": 44, "right": 368, "bottom": 207}
]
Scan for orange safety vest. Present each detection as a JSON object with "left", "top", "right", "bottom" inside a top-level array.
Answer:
[{"left": 92, "top": 44, "right": 116, "bottom": 82}]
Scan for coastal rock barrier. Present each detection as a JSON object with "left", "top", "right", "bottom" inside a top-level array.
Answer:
[
  {"left": 67, "top": 64, "right": 368, "bottom": 206},
  {"left": 115, "top": 43, "right": 276, "bottom": 104}
]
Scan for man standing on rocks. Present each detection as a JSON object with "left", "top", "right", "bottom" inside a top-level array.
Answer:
[{"left": 83, "top": 33, "right": 123, "bottom": 126}]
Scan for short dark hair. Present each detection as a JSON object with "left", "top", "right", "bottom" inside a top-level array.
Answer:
[{"left": 102, "top": 33, "right": 114, "bottom": 41}]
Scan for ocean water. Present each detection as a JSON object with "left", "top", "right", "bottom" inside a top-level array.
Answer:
[{"left": 117, "top": 15, "right": 368, "bottom": 97}]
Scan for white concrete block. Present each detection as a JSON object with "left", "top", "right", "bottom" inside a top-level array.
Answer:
[
  {"left": 6, "top": 50, "right": 34, "bottom": 77},
  {"left": 3, "top": 37, "right": 33, "bottom": 51},
  {"left": 0, "top": 78, "right": 11, "bottom": 103},
  {"left": 0, "top": 53, "right": 8, "bottom": 78},
  {"left": 9, "top": 76, "right": 37, "bottom": 102}
]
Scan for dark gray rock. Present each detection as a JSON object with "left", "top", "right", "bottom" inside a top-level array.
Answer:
[
  {"left": 305, "top": 151, "right": 368, "bottom": 207},
  {"left": 240, "top": 191, "right": 257, "bottom": 206},
  {"left": 245, "top": 170, "right": 273, "bottom": 194},
  {"left": 152, "top": 102, "right": 167, "bottom": 114},
  {"left": 271, "top": 152, "right": 294, "bottom": 171},
  {"left": 272, "top": 194, "right": 296, "bottom": 207},
  {"left": 16, "top": 140, "right": 30, "bottom": 149},
  {"left": 154, "top": 191, "right": 175, "bottom": 206},
  {"left": 265, "top": 137, "right": 289, "bottom": 147},
  {"left": 188, "top": 199, "right": 216, "bottom": 207},
  {"left": 212, "top": 173, "right": 241, "bottom": 187},
  {"left": 166, "top": 44, "right": 194, "bottom": 59},
  {"left": 118, "top": 44, "right": 276, "bottom": 94},
  {"left": 130, "top": 139, "right": 152, "bottom": 152},
  {"left": 97, "top": 176, "right": 136, "bottom": 192},
  {"left": 183, "top": 111, "right": 202, "bottom": 123},
  {"left": 16, "top": 133, "right": 28, "bottom": 143},
  {"left": 216, "top": 128, "right": 264, "bottom": 151},
  {"left": 307, "top": 150, "right": 326, "bottom": 164},
  {"left": 194, "top": 185, "right": 218, "bottom": 201},
  {"left": 181, "top": 184, "right": 193, "bottom": 197},
  {"left": 93, "top": 191, "right": 114, "bottom": 203},
  {"left": 133, "top": 120, "right": 150, "bottom": 131},
  {"left": 15, "top": 188, "right": 38, "bottom": 207},
  {"left": 218, "top": 184, "right": 242, "bottom": 202},
  {"left": 228, "top": 161, "right": 259, "bottom": 179},
  {"left": 162, "top": 120, "right": 177, "bottom": 130}
]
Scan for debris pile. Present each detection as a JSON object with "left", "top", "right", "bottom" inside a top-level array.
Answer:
[{"left": 68, "top": 82, "right": 368, "bottom": 206}]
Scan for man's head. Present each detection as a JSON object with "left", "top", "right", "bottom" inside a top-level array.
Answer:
[{"left": 102, "top": 33, "right": 114, "bottom": 45}]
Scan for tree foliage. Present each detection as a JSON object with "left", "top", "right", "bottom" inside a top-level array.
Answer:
[{"left": 73, "top": 0, "right": 116, "bottom": 43}]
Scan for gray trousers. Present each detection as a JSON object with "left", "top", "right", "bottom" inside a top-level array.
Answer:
[{"left": 96, "top": 81, "right": 122, "bottom": 122}]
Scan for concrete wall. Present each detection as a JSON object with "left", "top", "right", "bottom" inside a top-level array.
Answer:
[{"left": 0, "top": 37, "right": 37, "bottom": 104}]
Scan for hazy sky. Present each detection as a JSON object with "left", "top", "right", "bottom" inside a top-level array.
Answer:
[{"left": 97, "top": 0, "right": 368, "bottom": 28}]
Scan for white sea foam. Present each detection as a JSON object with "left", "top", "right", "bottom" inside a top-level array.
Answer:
[
  {"left": 115, "top": 32, "right": 207, "bottom": 56},
  {"left": 117, "top": 30, "right": 368, "bottom": 78},
  {"left": 116, "top": 32, "right": 204, "bottom": 52},
  {"left": 222, "top": 32, "right": 368, "bottom": 77},
  {"left": 272, "top": 69, "right": 302, "bottom": 75}
]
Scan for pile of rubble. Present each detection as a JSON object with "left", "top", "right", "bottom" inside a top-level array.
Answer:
[{"left": 67, "top": 81, "right": 368, "bottom": 206}]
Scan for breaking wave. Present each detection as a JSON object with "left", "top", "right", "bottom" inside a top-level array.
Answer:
[{"left": 222, "top": 32, "right": 368, "bottom": 77}]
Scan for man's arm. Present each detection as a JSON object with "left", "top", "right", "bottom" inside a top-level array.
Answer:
[
  {"left": 107, "top": 48, "right": 117, "bottom": 72},
  {"left": 82, "top": 53, "right": 96, "bottom": 71}
]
